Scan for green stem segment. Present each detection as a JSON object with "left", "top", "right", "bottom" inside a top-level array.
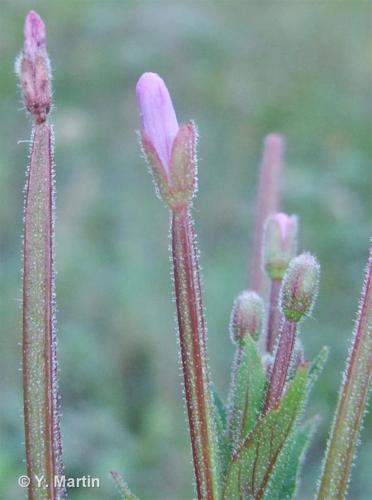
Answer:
[
  {"left": 23, "top": 123, "right": 62, "bottom": 499},
  {"left": 171, "top": 208, "right": 219, "bottom": 500},
  {"left": 317, "top": 246, "right": 372, "bottom": 500}
]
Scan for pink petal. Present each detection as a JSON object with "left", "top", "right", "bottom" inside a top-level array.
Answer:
[
  {"left": 136, "top": 72, "right": 179, "bottom": 172},
  {"left": 24, "top": 11, "right": 47, "bottom": 61}
]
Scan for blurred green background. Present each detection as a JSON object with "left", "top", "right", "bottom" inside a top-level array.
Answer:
[{"left": 0, "top": 1, "right": 371, "bottom": 498}]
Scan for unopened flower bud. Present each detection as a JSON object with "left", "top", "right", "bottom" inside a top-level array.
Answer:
[
  {"left": 230, "top": 291, "right": 264, "bottom": 343},
  {"left": 264, "top": 213, "right": 298, "bottom": 280},
  {"left": 16, "top": 11, "right": 51, "bottom": 123},
  {"left": 280, "top": 253, "right": 320, "bottom": 323},
  {"left": 136, "top": 72, "right": 197, "bottom": 211}
]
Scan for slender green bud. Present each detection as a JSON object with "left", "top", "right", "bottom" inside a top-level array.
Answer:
[
  {"left": 280, "top": 253, "right": 320, "bottom": 322},
  {"left": 264, "top": 212, "right": 298, "bottom": 280},
  {"left": 230, "top": 291, "right": 264, "bottom": 343}
]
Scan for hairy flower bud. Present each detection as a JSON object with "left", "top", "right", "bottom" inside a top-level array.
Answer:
[
  {"left": 16, "top": 11, "right": 51, "bottom": 123},
  {"left": 280, "top": 253, "right": 320, "bottom": 322},
  {"left": 230, "top": 291, "right": 264, "bottom": 343},
  {"left": 136, "top": 72, "right": 197, "bottom": 211},
  {"left": 264, "top": 212, "right": 298, "bottom": 280}
]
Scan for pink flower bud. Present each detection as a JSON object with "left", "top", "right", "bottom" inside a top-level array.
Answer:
[
  {"left": 230, "top": 291, "right": 264, "bottom": 343},
  {"left": 280, "top": 253, "right": 320, "bottom": 322},
  {"left": 136, "top": 72, "right": 179, "bottom": 174},
  {"left": 264, "top": 212, "right": 298, "bottom": 280},
  {"left": 136, "top": 73, "right": 197, "bottom": 211},
  {"left": 16, "top": 11, "right": 51, "bottom": 123},
  {"left": 24, "top": 10, "right": 47, "bottom": 61}
]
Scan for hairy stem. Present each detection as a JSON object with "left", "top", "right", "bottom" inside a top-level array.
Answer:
[
  {"left": 23, "top": 123, "right": 62, "bottom": 499},
  {"left": 171, "top": 208, "right": 219, "bottom": 500},
  {"left": 317, "top": 246, "right": 372, "bottom": 500},
  {"left": 266, "top": 279, "right": 282, "bottom": 353},
  {"left": 264, "top": 319, "right": 297, "bottom": 413}
]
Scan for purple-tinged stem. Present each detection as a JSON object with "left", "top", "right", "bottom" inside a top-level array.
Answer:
[
  {"left": 263, "top": 252, "right": 319, "bottom": 412},
  {"left": 23, "top": 123, "right": 63, "bottom": 498},
  {"left": 266, "top": 279, "right": 282, "bottom": 353},
  {"left": 19, "top": 11, "right": 63, "bottom": 498},
  {"left": 263, "top": 319, "right": 297, "bottom": 413},
  {"left": 171, "top": 208, "right": 219, "bottom": 500},
  {"left": 317, "top": 246, "right": 372, "bottom": 500},
  {"left": 249, "top": 134, "right": 284, "bottom": 297}
]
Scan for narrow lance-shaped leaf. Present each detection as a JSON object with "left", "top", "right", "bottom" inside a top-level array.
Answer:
[
  {"left": 263, "top": 347, "right": 328, "bottom": 500},
  {"left": 226, "top": 291, "right": 266, "bottom": 458},
  {"left": 317, "top": 245, "right": 372, "bottom": 500},
  {"left": 212, "top": 386, "right": 230, "bottom": 480},
  {"left": 263, "top": 417, "right": 319, "bottom": 500},
  {"left": 227, "top": 335, "right": 267, "bottom": 453},
  {"left": 224, "top": 290, "right": 266, "bottom": 485},
  {"left": 222, "top": 364, "right": 309, "bottom": 500}
]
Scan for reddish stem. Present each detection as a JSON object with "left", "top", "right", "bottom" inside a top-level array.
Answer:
[
  {"left": 171, "top": 208, "right": 218, "bottom": 500},
  {"left": 317, "top": 247, "right": 372, "bottom": 499},
  {"left": 249, "top": 134, "right": 283, "bottom": 297},
  {"left": 264, "top": 319, "right": 297, "bottom": 413},
  {"left": 23, "top": 123, "right": 62, "bottom": 498},
  {"left": 266, "top": 279, "right": 282, "bottom": 353}
]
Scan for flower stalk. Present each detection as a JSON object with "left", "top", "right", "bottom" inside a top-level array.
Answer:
[
  {"left": 317, "top": 245, "right": 372, "bottom": 500},
  {"left": 172, "top": 208, "right": 219, "bottom": 499},
  {"left": 263, "top": 213, "right": 298, "bottom": 353},
  {"left": 250, "top": 134, "right": 284, "bottom": 297},
  {"left": 17, "top": 11, "right": 63, "bottom": 498},
  {"left": 264, "top": 319, "right": 298, "bottom": 412},
  {"left": 136, "top": 72, "right": 219, "bottom": 499},
  {"left": 266, "top": 279, "right": 282, "bottom": 353},
  {"left": 264, "top": 253, "right": 320, "bottom": 413}
]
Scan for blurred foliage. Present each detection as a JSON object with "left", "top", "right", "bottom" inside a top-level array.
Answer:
[{"left": 0, "top": 1, "right": 371, "bottom": 499}]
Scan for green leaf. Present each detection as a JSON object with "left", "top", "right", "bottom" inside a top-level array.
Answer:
[
  {"left": 222, "top": 365, "right": 309, "bottom": 499},
  {"left": 308, "top": 346, "right": 329, "bottom": 388},
  {"left": 213, "top": 386, "right": 227, "bottom": 431},
  {"left": 228, "top": 336, "right": 267, "bottom": 450},
  {"left": 263, "top": 417, "right": 319, "bottom": 500},
  {"left": 212, "top": 386, "right": 231, "bottom": 482},
  {"left": 111, "top": 472, "right": 139, "bottom": 500},
  {"left": 262, "top": 347, "right": 327, "bottom": 500}
]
